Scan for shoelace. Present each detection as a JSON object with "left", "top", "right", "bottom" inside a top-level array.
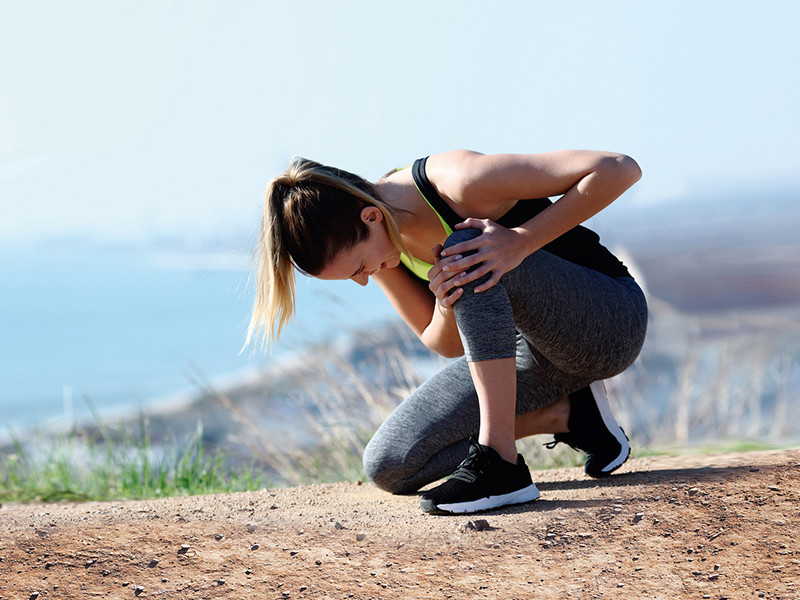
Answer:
[
  {"left": 543, "top": 434, "right": 586, "bottom": 453},
  {"left": 450, "top": 443, "right": 491, "bottom": 483}
]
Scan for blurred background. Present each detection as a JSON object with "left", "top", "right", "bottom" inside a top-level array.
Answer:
[{"left": 1, "top": 1, "right": 798, "bottom": 476}]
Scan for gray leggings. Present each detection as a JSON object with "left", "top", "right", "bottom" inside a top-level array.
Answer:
[{"left": 363, "top": 228, "right": 648, "bottom": 493}]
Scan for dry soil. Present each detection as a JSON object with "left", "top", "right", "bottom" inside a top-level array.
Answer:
[{"left": 2, "top": 449, "right": 799, "bottom": 599}]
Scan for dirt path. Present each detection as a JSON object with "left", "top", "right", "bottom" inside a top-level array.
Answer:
[{"left": 2, "top": 449, "right": 799, "bottom": 599}]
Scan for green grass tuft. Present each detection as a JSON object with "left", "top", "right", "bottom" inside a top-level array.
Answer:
[{"left": 0, "top": 418, "right": 263, "bottom": 504}]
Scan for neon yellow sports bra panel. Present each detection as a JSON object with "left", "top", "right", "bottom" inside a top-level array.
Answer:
[
  {"left": 399, "top": 156, "right": 631, "bottom": 282},
  {"left": 399, "top": 158, "right": 454, "bottom": 280}
]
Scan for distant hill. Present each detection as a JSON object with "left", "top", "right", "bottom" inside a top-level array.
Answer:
[{"left": 599, "top": 186, "right": 800, "bottom": 314}]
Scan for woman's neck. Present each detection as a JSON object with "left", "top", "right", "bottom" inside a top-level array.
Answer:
[
  {"left": 375, "top": 174, "right": 450, "bottom": 264},
  {"left": 375, "top": 172, "right": 426, "bottom": 232}
]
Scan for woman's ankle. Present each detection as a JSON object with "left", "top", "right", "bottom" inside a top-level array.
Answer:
[
  {"left": 477, "top": 435, "right": 518, "bottom": 464},
  {"left": 514, "top": 395, "right": 571, "bottom": 438}
]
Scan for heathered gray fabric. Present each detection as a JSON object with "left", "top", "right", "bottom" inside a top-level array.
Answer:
[{"left": 363, "top": 228, "right": 648, "bottom": 494}]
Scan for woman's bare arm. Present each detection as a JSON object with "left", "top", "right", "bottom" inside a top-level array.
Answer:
[
  {"left": 373, "top": 261, "right": 464, "bottom": 358},
  {"left": 427, "top": 150, "right": 642, "bottom": 291}
]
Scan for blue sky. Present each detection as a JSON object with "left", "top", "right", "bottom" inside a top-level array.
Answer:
[{"left": 2, "top": 1, "right": 798, "bottom": 243}]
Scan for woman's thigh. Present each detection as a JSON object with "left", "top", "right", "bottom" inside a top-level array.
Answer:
[
  {"left": 443, "top": 228, "right": 647, "bottom": 381},
  {"left": 503, "top": 251, "right": 648, "bottom": 381}
]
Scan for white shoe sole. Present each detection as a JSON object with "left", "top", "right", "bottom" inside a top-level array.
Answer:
[
  {"left": 427, "top": 483, "right": 541, "bottom": 514},
  {"left": 589, "top": 380, "right": 630, "bottom": 474}
]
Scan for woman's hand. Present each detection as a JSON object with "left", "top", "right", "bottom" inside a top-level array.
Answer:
[
  {"left": 427, "top": 244, "right": 466, "bottom": 307},
  {"left": 440, "top": 219, "right": 531, "bottom": 293}
]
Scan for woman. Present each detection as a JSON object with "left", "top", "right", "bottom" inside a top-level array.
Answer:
[{"left": 247, "top": 150, "right": 647, "bottom": 515}]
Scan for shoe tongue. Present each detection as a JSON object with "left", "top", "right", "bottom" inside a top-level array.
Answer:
[
  {"left": 450, "top": 441, "right": 489, "bottom": 481},
  {"left": 470, "top": 439, "right": 495, "bottom": 456}
]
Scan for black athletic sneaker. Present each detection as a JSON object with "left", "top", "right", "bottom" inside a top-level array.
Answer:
[
  {"left": 545, "top": 380, "right": 630, "bottom": 478},
  {"left": 420, "top": 439, "right": 540, "bottom": 514}
]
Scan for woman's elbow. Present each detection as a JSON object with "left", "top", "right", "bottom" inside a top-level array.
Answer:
[
  {"left": 436, "top": 344, "right": 466, "bottom": 359},
  {"left": 420, "top": 333, "right": 464, "bottom": 359},
  {"left": 610, "top": 153, "right": 642, "bottom": 186}
]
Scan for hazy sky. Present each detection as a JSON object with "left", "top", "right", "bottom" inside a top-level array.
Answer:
[{"left": 2, "top": 1, "right": 798, "bottom": 243}]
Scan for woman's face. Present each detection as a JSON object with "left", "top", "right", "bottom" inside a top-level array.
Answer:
[{"left": 316, "top": 207, "right": 401, "bottom": 286}]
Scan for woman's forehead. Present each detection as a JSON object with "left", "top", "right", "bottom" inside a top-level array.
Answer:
[{"left": 315, "top": 243, "right": 362, "bottom": 281}]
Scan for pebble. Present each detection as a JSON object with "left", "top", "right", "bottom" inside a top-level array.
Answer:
[
  {"left": 356, "top": 533, "right": 366, "bottom": 541},
  {"left": 460, "top": 519, "right": 495, "bottom": 532},
  {"left": 251, "top": 544, "right": 259, "bottom": 551},
  {"left": 688, "top": 487, "right": 700, "bottom": 496},
  {"left": 178, "top": 545, "right": 190, "bottom": 554},
  {"left": 29, "top": 593, "right": 39, "bottom": 600},
  {"left": 215, "top": 534, "right": 223, "bottom": 540},
  {"left": 148, "top": 559, "right": 159, "bottom": 567},
  {"left": 632, "top": 513, "right": 644, "bottom": 524}
]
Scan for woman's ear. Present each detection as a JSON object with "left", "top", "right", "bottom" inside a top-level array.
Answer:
[{"left": 360, "top": 206, "right": 383, "bottom": 224}]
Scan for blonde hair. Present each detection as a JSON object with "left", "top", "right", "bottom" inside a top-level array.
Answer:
[{"left": 245, "top": 158, "right": 407, "bottom": 350}]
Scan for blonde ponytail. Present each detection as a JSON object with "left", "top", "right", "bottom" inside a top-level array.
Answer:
[{"left": 245, "top": 158, "right": 408, "bottom": 350}]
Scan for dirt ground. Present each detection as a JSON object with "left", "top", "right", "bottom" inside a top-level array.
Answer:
[{"left": 1, "top": 449, "right": 799, "bottom": 600}]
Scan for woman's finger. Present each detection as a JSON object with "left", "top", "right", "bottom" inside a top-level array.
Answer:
[
  {"left": 439, "top": 285, "right": 463, "bottom": 307},
  {"left": 442, "top": 252, "right": 485, "bottom": 273},
  {"left": 454, "top": 218, "right": 488, "bottom": 231},
  {"left": 452, "top": 262, "right": 492, "bottom": 286},
  {"left": 440, "top": 238, "right": 480, "bottom": 257},
  {"left": 473, "top": 271, "right": 502, "bottom": 293}
]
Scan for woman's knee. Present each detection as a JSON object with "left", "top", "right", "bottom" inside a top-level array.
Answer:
[
  {"left": 362, "top": 435, "right": 418, "bottom": 495},
  {"left": 443, "top": 227, "right": 481, "bottom": 252},
  {"left": 443, "top": 227, "right": 492, "bottom": 291}
]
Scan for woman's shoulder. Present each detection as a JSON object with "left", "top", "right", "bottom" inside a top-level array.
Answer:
[
  {"left": 422, "top": 150, "right": 486, "bottom": 205},
  {"left": 423, "top": 150, "right": 484, "bottom": 179},
  {"left": 376, "top": 150, "right": 485, "bottom": 208}
]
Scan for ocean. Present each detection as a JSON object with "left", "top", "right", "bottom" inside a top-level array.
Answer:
[{"left": 0, "top": 244, "right": 398, "bottom": 437}]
